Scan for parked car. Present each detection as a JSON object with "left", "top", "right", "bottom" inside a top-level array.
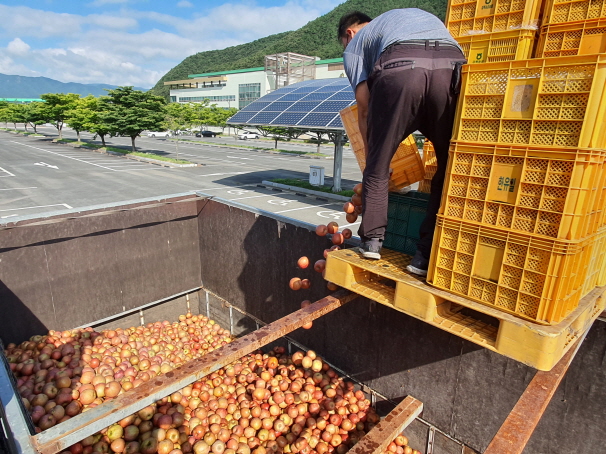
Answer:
[
  {"left": 238, "top": 130, "right": 260, "bottom": 140},
  {"left": 147, "top": 131, "right": 172, "bottom": 138},
  {"left": 196, "top": 130, "right": 218, "bottom": 137}
]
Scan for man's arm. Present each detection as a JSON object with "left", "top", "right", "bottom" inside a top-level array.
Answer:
[{"left": 355, "top": 81, "right": 370, "bottom": 157}]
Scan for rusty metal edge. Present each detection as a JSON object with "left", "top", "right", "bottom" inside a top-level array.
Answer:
[
  {"left": 483, "top": 329, "right": 590, "bottom": 454},
  {"left": 32, "top": 290, "right": 357, "bottom": 454},
  {"left": 349, "top": 396, "right": 423, "bottom": 454}
]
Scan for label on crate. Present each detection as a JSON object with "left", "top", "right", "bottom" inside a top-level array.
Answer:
[
  {"left": 504, "top": 80, "right": 539, "bottom": 119},
  {"left": 476, "top": 0, "right": 495, "bottom": 17},
  {"left": 472, "top": 52, "right": 485, "bottom": 64},
  {"left": 487, "top": 161, "right": 523, "bottom": 204}
]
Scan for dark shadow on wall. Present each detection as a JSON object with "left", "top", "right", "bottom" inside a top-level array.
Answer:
[{"left": 0, "top": 280, "right": 48, "bottom": 346}]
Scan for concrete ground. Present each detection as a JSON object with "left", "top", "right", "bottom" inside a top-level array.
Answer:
[{"left": 0, "top": 127, "right": 363, "bottom": 231}]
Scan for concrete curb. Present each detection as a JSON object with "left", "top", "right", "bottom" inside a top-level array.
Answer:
[
  {"left": 104, "top": 150, "right": 199, "bottom": 168},
  {"left": 45, "top": 138, "right": 199, "bottom": 168},
  {"left": 169, "top": 139, "right": 334, "bottom": 160},
  {"left": 260, "top": 180, "right": 350, "bottom": 202}
]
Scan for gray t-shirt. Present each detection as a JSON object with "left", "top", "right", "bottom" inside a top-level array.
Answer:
[{"left": 343, "top": 9, "right": 460, "bottom": 90}]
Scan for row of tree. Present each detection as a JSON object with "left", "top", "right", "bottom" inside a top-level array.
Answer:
[{"left": 0, "top": 87, "right": 237, "bottom": 152}]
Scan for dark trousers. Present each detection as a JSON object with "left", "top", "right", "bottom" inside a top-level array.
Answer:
[{"left": 359, "top": 42, "right": 466, "bottom": 259}]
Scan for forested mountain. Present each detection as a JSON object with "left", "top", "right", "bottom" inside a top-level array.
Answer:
[
  {"left": 150, "top": 0, "right": 447, "bottom": 99},
  {"left": 0, "top": 73, "right": 147, "bottom": 98}
]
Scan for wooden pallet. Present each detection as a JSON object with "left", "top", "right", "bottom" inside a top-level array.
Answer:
[{"left": 325, "top": 248, "right": 606, "bottom": 371}]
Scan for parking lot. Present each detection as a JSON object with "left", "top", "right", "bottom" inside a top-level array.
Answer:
[{"left": 0, "top": 129, "right": 363, "bottom": 230}]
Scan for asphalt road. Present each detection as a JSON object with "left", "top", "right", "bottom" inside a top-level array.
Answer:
[{"left": 0, "top": 128, "right": 363, "bottom": 232}]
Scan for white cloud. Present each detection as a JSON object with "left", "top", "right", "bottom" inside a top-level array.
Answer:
[
  {"left": 0, "top": 1, "right": 342, "bottom": 88},
  {"left": 7, "top": 38, "right": 30, "bottom": 56},
  {"left": 89, "top": 0, "right": 130, "bottom": 6},
  {"left": 177, "top": 1, "right": 194, "bottom": 7},
  {"left": 86, "top": 14, "right": 138, "bottom": 30}
]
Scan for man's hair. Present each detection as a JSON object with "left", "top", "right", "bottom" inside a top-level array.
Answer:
[{"left": 337, "top": 11, "right": 372, "bottom": 40}]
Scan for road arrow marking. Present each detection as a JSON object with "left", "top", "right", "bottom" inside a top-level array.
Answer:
[{"left": 34, "top": 162, "right": 59, "bottom": 169}]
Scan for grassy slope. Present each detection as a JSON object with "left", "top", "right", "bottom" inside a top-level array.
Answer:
[{"left": 150, "top": 0, "right": 447, "bottom": 99}]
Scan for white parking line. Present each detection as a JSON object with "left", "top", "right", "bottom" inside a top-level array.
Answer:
[
  {"left": 11, "top": 142, "right": 119, "bottom": 171},
  {"left": 0, "top": 166, "right": 15, "bottom": 177},
  {"left": 201, "top": 172, "right": 247, "bottom": 176},
  {"left": 193, "top": 185, "right": 251, "bottom": 192},
  {"left": 275, "top": 203, "right": 334, "bottom": 213},
  {"left": 339, "top": 221, "right": 361, "bottom": 229},
  {"left": 0, "top": 203, "right": 72, "bottom": 212},
  {"left": 0, "top": 187, "right": 37, "bottom": 191},
  {"left": 229, "top": 194, "right": 274, "bottom": 201}
]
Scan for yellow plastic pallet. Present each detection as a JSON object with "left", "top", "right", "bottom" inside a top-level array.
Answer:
[{"left": 324, "top": 248, "right": 606, "bottom": 370}]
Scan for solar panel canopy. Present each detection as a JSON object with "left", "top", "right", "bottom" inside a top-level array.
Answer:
[{"left": 227, "top": 78, "right": 355, "bottom": 130}]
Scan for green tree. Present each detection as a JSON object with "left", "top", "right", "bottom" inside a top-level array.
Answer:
[
  {"left": 66, "top": 96, "right": 98, "bottom": 142},
  {"left": 257, "top": 126, "right": 293, "bottom": 149},
  {"left": 40, "top": 93, "right": 80, "bottom": 139},
  {"left": 205, "top": 106, "right": 237, "bottom": 133},
  {"left": 309, "top": 131, "right": 328, "bottom": 153},
  {"left": 164, "top": 102, "right": 191, "bottom": 160},
  {"left": 82, "top": 96, "right": 112, "bottom": 147},
  {"left": 102, "top": 87, "right": 166, "bottom": 152},
  {"left": 7, "top": 104, "right": 25, "bottom": 129},
  {"left": 22, "top": 102, "right": 47, "bottom": 133},
  {"left": 190, "top": 100, "right": 211, "bottom": 128},
  {"left": 0, "top": 101, "right": 9, "bottom": 127}
]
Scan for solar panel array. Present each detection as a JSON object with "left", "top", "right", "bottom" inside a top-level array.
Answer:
[{"left": 227, "top": 78, "right": 355, "bottom": 130}]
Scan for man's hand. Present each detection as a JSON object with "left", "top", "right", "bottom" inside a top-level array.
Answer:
[{"left": 355, "top": 81, "right": 370, "bottom": 158}]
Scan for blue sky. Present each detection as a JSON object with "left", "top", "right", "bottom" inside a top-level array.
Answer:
[{"left": 0, "top": 0, "right": 341, "bottom": 87}]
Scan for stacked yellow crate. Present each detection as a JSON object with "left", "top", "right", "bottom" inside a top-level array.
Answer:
[
  {"left": 536, "top": 0, "right": 606, "bottom": 57},
  {"left": 423, "top": 0, "right": 606, "bottom": 325},
  {"left": 447, "top": 0, "right": 543, "bottom": 62},
  {"left": 532, "top": 0, "right": 606, "bottom": 290}
]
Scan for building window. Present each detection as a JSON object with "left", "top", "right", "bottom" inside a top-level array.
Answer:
[
  {"left": 177, "top": 95, "right": 236, "bottom": 103},
  {"left": 239, "top": 83, "right": 261, "bottom": 109},
  {"left": 328, "top": 63, "right": 344, "bottom": 71},
  {"left": 170, "top": 96, "right": 177, "bottom": 102}
]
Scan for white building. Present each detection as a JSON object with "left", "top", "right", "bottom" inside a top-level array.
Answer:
[{"left": 165, "top": 55, "right": 346, "bottom": 109}]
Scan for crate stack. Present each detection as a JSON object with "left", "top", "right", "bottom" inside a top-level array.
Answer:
[
  {"left": 446, "top": 0, "right": 543, "bottom": 63},
  {"left": 424, "top": 0, "right": 606, "bottom": 325},
  {"left": 535, "top": 0, "right": 606, "bottom": 57}
]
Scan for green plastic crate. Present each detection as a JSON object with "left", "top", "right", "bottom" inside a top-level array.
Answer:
[{"left": 383, "top": 191, "right": 430, "bottom": 255}]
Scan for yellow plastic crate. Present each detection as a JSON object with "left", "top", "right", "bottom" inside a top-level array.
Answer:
[
  {"left": 340, "top": 105, "right": 424, "bottom": 191},
  {"left": 452, "top": 54, "right": 606, "bottom": 149},
  {"left": 457, "top": 28, "right": 537, "bottom": 63},
  {"left": 543, "top": 0, "right": 606, "bottom": 24},
  {"left": 447, "top": 0, "right": 543, "bottom": 38},
  {"left": 427, "top": 216, "right": 597, "bottom": 324},
  {"left": 440, "top": 142, "right": 606, "bottom": 240},
  {"left": 536, "top": 18, "right": 606, "bottom": 57},
  {"left": 583, "top": 228, "right": 606, "bottom": 293},
  {"left": 419, "top": 140, "right": 437, "bottom": 193}
]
